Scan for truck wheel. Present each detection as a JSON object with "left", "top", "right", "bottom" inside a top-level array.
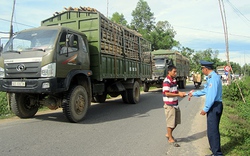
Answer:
[
  {"left": 121, "top": 90, "right": 129, "bottom": 103},
  {"left": 178, "top": 80, "right": 184, "bottom": 89},
  {"left": 127, "top": 81, "right": 140, "bottom": 104},
  {"left": 182, "top": 79, "right": 186, "bottom": 89},
  {"left": 10, "top": 93, "right": 38, "bottom": 118},
  {"left": 143, "top": 83, "right": 149, "bottom": 92},
  {"left": 93, "top": 92, "right": 107, "bottom": 103},
  {"left": 62, "top": 85, "right": 89, "bottom": 123}
]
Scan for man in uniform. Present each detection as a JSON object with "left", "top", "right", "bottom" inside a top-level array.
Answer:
[{"left": 189, "top": 60, "right": 223, "bottom": 156}]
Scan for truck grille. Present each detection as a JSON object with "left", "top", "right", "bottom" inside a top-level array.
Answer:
[{"left": 5, "top": 62, "right": 41, "bottom": 78}]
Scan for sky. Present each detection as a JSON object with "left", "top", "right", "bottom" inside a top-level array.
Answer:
[{"left": 0, "top": 0, "right": 250, "bottom": 67}]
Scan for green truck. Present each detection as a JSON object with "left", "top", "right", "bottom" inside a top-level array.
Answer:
[
  {"left": 0, "top": 8, "right": 151, "bottom": 122},
  {"left": 143, "top": 49, "right": 189, "bottom": 92}
]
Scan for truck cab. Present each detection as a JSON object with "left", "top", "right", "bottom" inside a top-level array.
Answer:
[
  {"left": 0, "top": 26, "right": 90, "bottom": 93},
  {"left": 0, "top": 26, "right": 92, "bottom": 121},
  {"left": 152, "top": 56, "right": 173, "bottom": 84}
]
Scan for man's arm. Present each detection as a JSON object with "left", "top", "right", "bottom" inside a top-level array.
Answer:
[{"left": 165, "top": 92, "right": 186, "bottom": 97}]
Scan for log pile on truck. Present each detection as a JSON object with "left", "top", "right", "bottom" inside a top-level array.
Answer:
[{"left": 0, "top": 7, "right": 152, "bottom": 123}]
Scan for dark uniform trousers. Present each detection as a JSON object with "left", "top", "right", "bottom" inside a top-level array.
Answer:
[{"left": 207, "top": 101, "right": 223, "bottom": 156}]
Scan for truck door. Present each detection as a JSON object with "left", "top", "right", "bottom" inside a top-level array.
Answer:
[{"left": 56, "top": 31, "right": 89, "bottom": 78}]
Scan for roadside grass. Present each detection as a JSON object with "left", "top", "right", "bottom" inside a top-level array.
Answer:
[
  {"left": 220, "top": 77, "right": 250, "bottom": 155},
  {"left": 0, "top": 92, "right": 49, "bottom": 119},
  {"left": 0, "top": 92, "right": 13, "bottom": 119},
  {"left": 220, "top": 100, "right": 250, "bottom": 155}
]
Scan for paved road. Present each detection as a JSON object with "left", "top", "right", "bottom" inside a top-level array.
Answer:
[{"left": 0, "top": 83, "right": 209, "bottom": 156}]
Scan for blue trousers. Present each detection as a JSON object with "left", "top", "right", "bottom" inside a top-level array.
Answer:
[{"left": 207, "top": 101, "right": 223, "bottom": 156}]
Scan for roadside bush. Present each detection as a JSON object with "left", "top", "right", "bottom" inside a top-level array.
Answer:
[
  {"left": 223, "top": 76, "right": 250, "bottom": 102},
  {"left": 221, "top": 76, "right": 250, "bottom": 155},
  {"left": 0, "top": 92, "right": 12, "bottom": 118},
  {"left": 223, "top": 77, "right": 250, "bottom": 120}
]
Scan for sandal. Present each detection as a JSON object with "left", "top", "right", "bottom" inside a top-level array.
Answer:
[
  {"left": 166, "top": 136, "right": 176, "bottom": 142},
  {"left": 169, "top": 142, "right": 180, "bottom": 147}
]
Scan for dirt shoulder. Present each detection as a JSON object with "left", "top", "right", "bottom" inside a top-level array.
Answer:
[{"left": 190, "top": 97, "right": 210, "bottom": 155}]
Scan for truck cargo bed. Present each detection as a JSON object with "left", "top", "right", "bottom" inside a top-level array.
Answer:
[{"left": 41, "top": 10, "right": 151, "bottom": 81}]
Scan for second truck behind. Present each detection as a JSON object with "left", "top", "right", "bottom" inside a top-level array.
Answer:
[{"left": 143, "top": 49, "right": 189, "bottom": 92}]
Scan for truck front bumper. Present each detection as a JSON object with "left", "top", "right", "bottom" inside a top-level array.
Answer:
[{"left": 0, "top": 78, "right": 64, "bottom": 94}]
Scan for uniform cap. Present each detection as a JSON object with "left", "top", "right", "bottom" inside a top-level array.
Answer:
[{"left": 200, "top": 60, "right": 214, "bottom": 69}]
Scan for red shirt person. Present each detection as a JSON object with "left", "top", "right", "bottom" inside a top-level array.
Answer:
[{"left": 162, "top": 65, "right": 186, "bottom": 147}]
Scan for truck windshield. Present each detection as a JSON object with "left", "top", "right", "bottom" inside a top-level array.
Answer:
[
  {"left": 3, "top": 29, "right": 58, "bottom": 53},
  {"left": 154, "top": 59, "right": 165, "bottom": 68},
  {"left": 217, "top": 69, "right": 225, "bottom": 75}
]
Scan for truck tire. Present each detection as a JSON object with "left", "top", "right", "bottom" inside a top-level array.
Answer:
[
  {"left": 10, "top": 93, "right": 38, "bottom": 118},
  {"left": 177, "top": 81, "right": 181, "bottom": 89},
  {"left": 62, "top": 85, "right": 89, "bottom": 123},
  {"left": 121, "top": 90, "right": 129, "bottom": 103},
  {"left": 183, "top": 79, "right": 186, "bottom": 89},
  {"left": 93, "top": 92, "right": 107, "bottom": 103},
  {"left": 178, "top": 80, "right": 184, "bottom": 89},
  {"left": 127, "top": 81, "right": 140, "bottom": 104},
  {"left": 143, "top": 83, "right": 149, "bottom": 92}
]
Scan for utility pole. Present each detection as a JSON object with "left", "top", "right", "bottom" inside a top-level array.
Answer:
[
  {"left": 10, "top": 0, "right": 16, "bottom": 39},
  {"left": 107, "top": 0, "right": 109, "bottom": 18},
  {"left": 218, "top": 0, "right": 231, "bottom": 84}
]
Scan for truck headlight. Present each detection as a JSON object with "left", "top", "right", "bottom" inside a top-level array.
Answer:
[
  {"left": 41, "top": 63, "right": 56, "bottom": 77},
  {"left": 0, "top": 67, "right": 5, "bottom": 78}
]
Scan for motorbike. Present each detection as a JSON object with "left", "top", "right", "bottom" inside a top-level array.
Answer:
[
  {"left": 192, "top": 73, "right": 202, "bottom": 89},
  {"left": 194, "top": 81, "right": 202, "bottom": 89}
]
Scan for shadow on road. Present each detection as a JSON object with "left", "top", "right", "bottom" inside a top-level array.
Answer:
[
  {"left": 176, "top": 130, "right": 207, "bottom": 143},
  {"left": 32, "top": 83, "right": 205, "bottom": 124},
  {"left": 33, "top": 90, "right": 164, "bottom": 124}
]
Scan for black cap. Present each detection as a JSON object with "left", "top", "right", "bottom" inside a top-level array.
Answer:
[{"left": 200, "top": 60, "right": 214, "bottom": 69}]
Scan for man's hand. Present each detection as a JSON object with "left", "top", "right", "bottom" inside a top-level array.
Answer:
[
  {"left": 200, "top": 110, "right": 206, "bottom": 115},
  {"left": 178, "top": 92, "right": 186, "bottom": 98},
  {"left": 188, "top": 90, "right": 194, "bottom": 97},
  {"left": 188, "top": 90, "right": 194, "bottom": 101}
]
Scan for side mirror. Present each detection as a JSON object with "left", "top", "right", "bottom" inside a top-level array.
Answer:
[{"left": 66, "top": 34, "right": 74, "bottom": 47}]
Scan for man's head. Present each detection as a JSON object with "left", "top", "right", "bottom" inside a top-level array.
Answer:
[
  {"left": 167, "top": 65, "right": 177, "bottom": 78},
  {"left": 200, "top": 60, "right": 214, "bottom": 76}
]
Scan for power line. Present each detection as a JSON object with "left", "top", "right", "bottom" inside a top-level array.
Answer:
[
  {"left": 173, "top": 25, "right": 250, "bottom": 39},
  {"left": 225, "top": 0, "right": 250, "bottom": 24},
  {"left": 0, "top": 18, "right": 35, "bottom": 28},
  {"left": 0, "top": 31, "right": 9, "bottom": 34}
]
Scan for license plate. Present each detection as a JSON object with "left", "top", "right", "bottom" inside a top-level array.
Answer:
[{"left": 12, "top": 81, "right": 26, "bottom": 87}]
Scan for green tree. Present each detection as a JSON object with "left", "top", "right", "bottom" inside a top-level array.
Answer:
[
  {"left": 230, "top": 62, "right": 241, "bottom": 75},
  {"left": 110, "top": 12, "right": 127, "bottom": 26},
  {"left": 180, "top": 46, "right": 194, "bottom": 58},
  {"left": 242, "top": 64, "right": 250, "bottom": 76},
  {"left": 149, "top": 21, "right": 179, "bottom": 50},
  {"left": 180, "top": 47, "right": 195, "bottom": 73},
  {"left": 130, "top": 0, "right": 155, "bottom": 37},
  {"left": 190, "top": 48, "right": 221, "bottom": 72}
]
